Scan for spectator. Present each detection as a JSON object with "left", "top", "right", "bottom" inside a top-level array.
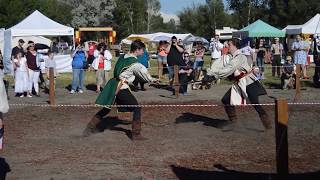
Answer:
[
  {"left": 292, "top": 34, "right": 310, "bottom": 79},
  {"left": 87, "top": 41, "right": 97, "bottom": 67},
  {"left": 209, "top": 35, "right": 223, "bottom": 67},
  {"left": 281, "top": 56, "right": 295, "bottom": 90},
  {"left": 70, "top": 43, "right": 87, "bottom": 94},
  {"left": 0, "top": 50, "right": 9, "bottom": 99},
  {"left": 157, "top": 41, "right": 168, "bottom": 80},
  {"left": 92, "top": 45, "right": 112, "bottom": 93},
  {"left": 11, "top": 39, "right": 25, "bottom": 59},
  {"left": 59, "top": 39, "right": 69, "bottom": 54},
  {"left": 193, "top": 42, "right": 205, "bottom": 81},
  {"left": 166, "top": 36, "right": 184, "bottom": 89},
  {"left": 13, "top": 52, "right": 29, "bottom": 97},
  {"left": 134, "top": 47, "right": 150, "bottom": 91},
  {"left": 50, "top": 39, "right": 59, "bottom": 54},
  {"left": 179, "top": 52, "right": 194, "bottom": 95},
  {"left": 255, "top": 38, "right": 266, "bottom": 79},
  {"left": 37, "top": 50, "right": 47, "bottom": 89},
  {"left": 241, "top": 38, "right": 255, "bottom": 66},
  {"left": 271, "top": 37, "right": 284, "bottom": 77},
  {"left": 45, "top": 51, "right": 57, "bottom": 87},
  {"left": 0, "top": 66, "right": 9, "bottom": 151},
  {"left": 26, "top": 41, "right": 40, "bottom": 97}
]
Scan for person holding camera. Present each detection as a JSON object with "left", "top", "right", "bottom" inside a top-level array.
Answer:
[
  {"left": 70, "top": 43, "right": 88, "bottom": 94},
  {"left": 166, "top": 36, "right": 184, "bottom": 90},
  {"left": 209, "top": 35, "right": 223, "bottom": 67}
]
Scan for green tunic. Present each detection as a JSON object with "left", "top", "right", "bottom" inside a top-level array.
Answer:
[{"left": 95, "top": 55, "right": 138, "bottom": 107}]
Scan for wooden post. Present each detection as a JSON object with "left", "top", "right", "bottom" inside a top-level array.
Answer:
[
  {"left": 275, "top": 98, "right": 289, "bottom": 180},
  {"left": 294, "top": 64, "right": 301, "bottom": 102},
  {"left": 173, "top": 65, "right": 179, "bottom": 98},
  {"left": 49, "top": 67, "right": 55, "bottom": 105}
]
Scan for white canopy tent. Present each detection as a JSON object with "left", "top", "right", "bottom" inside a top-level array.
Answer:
[
  {"left": 0, "top": 28, "right": 4, "bottom": 54},
  {"left": 283, "top": 14, "right": 320, "bottom": 35},
  {"left": 3, "top": 10, "right": 74, "bottom": 73}
]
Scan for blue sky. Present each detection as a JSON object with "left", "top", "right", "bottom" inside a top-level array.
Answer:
[{"left": 160, "top": 0, "right": 207, "bottom": 14}]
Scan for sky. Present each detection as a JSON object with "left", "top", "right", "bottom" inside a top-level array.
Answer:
[{"left": 159, "top": 0, "right": 207, "bottom": 15}]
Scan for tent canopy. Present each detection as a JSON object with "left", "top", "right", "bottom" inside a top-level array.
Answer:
[
  {"left": 3, "top": 10, "right": 74, "bottom": 74},
  {"left": 234, "top": 19, "right": 285, "bottom": 38},
  {"left": 7, "top": 10, "right": 73, "bottom": 36},
  {"left": 283, "top": 14, "right": 320, "bottom": 35},
  {"left": 123, "top": 32, "right": 194, "bottom": 44}
]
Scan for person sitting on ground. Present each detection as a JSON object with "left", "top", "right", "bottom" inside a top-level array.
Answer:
[
  {"left": 179, "top": 52, "right": 194, "bottom": 95},
  {"left": 281, "top": 56, "right": 295, "bottom": 90}
]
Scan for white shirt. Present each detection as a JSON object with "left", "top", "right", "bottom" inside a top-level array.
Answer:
[{"left": 210, "top": 41, "right": 223, "bottom": 59}]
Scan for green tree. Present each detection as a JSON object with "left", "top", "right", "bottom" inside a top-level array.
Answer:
[{"left": 0, "top": 0, "right": 72, "bottom": 28}]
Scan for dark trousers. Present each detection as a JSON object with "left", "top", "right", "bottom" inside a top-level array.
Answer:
[
  {"left": 95, "top": 89, "right": 141, "bottom": 122},
  {"left": 133, "top": 80, "right": 145, "bottom": 90},
  {"left": 221, "top": 87, "right": 267, "bottom": 117},
  {"left": 272, "top": 55, "right": 281, "bottom": 77},
  {"left": 179, "top": 73, "right": 193, "bottom": 93},
  {"left": 3, "top": 80, "right": 9, "bottom": 98}
]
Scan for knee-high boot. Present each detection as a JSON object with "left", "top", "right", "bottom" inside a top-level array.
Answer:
[{"left": 82, "top": 115, "right": 102, "bottom": 137}]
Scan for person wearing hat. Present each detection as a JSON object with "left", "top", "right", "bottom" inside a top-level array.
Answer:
[
  {"left": 281, "top": 56, "right": 295, "bottom": 89},
  {"left": 271, "top": 37, "right": 284, "bottom": 77}
]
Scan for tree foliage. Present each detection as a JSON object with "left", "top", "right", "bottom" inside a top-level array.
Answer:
[{"left": 0, "top": 0, "right": 73, "bottom": 28}]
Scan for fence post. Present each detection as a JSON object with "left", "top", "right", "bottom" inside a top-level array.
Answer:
[
  {"left": 49, "top": 67, "right": 55, "bottom": 105},
  {"left": 275, "top": 98, "right": 289, "bottom": 180},
  {"left": 294, "top": 64, "right": 301, "bottom": 102},
  {"left": 174, "top": 65, "right": 179, "bottom": 98}
]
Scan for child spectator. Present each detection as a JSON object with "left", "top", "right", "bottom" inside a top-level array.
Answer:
[
  {"left": 13, "top": 52, "right": 29, "bottom": 97},
  {"left": 45, "top": 51, "right": 57, "bottom": 88},
  {"left": 281, "top": 56, "right": 295, "bottom": 90}
]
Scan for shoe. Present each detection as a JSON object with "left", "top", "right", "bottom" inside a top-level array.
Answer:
[
  {"left": 82, "top": 116, "right": 102, "bottom": 137},
  {"left": 78, "top": 89, "right": 84, "bottom": 94},
  {"left": 140, "top": 88, "right": 146, "bottom": 91},
  {"left": 27, "top": 94, "right": 32, "bottom": 98},
  {"left": 20, "top": 95, "right": 24, "bottom": 98},
  {"left": 221, "top": 121, "right": 236, "bottom": 132},
  {"left": 70, "top": 90, "right": 75, "bottom": 94},
  {"left": 35, "top": 93, "right": 40, "bottom": 97},
  {"left": 260, "top": 114, "right": 272, "bottom": 130},
  {"left": 131, "top": 133, "right": 148, "bottom": 141}
]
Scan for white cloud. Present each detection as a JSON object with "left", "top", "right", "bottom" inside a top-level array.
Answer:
[{"left": 160, "top": 12, "right": 180, "bottom": 24}]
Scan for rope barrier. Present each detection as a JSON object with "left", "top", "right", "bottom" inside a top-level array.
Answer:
[{"left": 7, "top": 102, "right": 320, "bottom": 108}]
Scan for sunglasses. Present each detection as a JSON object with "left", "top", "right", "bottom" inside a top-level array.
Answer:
[{"left": 184, "top": 56, "right": 189, "bottom": 57}]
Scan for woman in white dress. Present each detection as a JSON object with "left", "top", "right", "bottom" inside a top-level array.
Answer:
[
  {"left": 14, "top": 52, "right": 29, "bottom": 97},
  {"left": 0, "top": 67, "right": 9, "bottom": 150}
]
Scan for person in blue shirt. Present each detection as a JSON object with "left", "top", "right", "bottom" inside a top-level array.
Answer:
[
  {"left": 133, "top": 47, "right": 150, "bottom": 91},
  {"left": 70, "top": 42, "right": 87, "bottom": 94}
]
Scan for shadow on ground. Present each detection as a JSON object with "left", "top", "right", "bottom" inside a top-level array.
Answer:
[
  {"left": 96, "top": 117, "right": 132, "bottom": 138},
  {"left": 171, "top": 164, "right": 320, "bottom": 180},
  {"left": 175, "top": 113, "right": 228, "bottom": 128}
]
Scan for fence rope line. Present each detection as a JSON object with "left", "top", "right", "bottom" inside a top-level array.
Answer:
[{"left": 8, "top": 102, "right": 320, "bottom": 108}]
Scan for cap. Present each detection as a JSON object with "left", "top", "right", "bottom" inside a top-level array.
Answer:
[
  {"left": 171, "top": 36, "right": 177, "bottom": 40},
  {"left": 18, "top": 39, "right": 25, "bottom": 43},
  {"left": 275, "top": 37, "right": 279, "bottom": 40}
]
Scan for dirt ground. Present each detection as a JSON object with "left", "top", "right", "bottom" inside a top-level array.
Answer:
[{"left": 1, "top": 84, "right": 320, "bottom": 179}]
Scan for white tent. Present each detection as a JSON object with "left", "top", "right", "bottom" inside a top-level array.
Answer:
[
  {"left": 283, "top": 14, "right": 320, "bottom": 35},
  {"left": 3, "top": 10, "right": 74, "bottom": 73},
  {"left": 0, "top": 28, "right": 4, "bottom": 54}
]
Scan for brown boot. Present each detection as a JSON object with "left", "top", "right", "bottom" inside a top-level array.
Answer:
[
  {"left": 82, "top": 115, "right": 102, "bottom": 137},
  {"left": 222, "top": 106, "right": 237, "bottom": 131},
  {"left": 260, "top": 114, "right": 272, "bottom": 130},
  {"left": 131, "top": 120, "right": 147, "bottom": 141}
]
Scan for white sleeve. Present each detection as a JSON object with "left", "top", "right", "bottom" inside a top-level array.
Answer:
[
  {"left": 94, "top": 50, "right": 99, "bottom": 58},
  {"left": 104, "top": 50, "right": 113, "bottom": 61}
]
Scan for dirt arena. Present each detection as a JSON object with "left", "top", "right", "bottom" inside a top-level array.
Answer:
[{"left": 1, "top": 85, "right": 320, "bottom": 179}]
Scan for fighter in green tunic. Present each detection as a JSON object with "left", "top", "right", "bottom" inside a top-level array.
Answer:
[{"left": 83, "top": 40, "right": 157, "bottom": 140}]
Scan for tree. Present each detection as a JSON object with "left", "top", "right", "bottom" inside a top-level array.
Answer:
[
  {"left": 146, "top": 0, "right": 161, "bottom": 33},
  {"left": 178, "top": 0, "right": 232, "bottom": 39},
  {"left": 0, "top": 0, "right": 72, "bottom": 28},
  {"left": 64, "top": 0, "right": 115, "bottom": 27}
]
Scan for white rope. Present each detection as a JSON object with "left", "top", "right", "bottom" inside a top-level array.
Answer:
[{"left": 8, "top": 102, "right": 320, "bottom": 108}]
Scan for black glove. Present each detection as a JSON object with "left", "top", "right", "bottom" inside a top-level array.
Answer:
[{"left": 202, "top": 74, "right": 216, "bottom": 84}]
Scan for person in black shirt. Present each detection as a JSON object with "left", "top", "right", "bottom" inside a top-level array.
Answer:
[
  {"left": 11, "top": 39, "right": 25, "bottom": 59},
  {"left": 166, "top": 36, "right": 184, "bottom": 89},
  {"left": 179, "top": 52, "right": 194, "bottom": 95}
]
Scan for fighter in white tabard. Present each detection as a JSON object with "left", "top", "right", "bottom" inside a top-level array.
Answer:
[{"left": 202, "top": 38, "right": 271, "bottom": 130}]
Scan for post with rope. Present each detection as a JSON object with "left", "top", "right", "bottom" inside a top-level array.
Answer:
[
  {"left": 174, "top": 65, "right": 179, "bottom": 98},
  {"left": 275, "top": 98, "right": 289, "bottom": 180},
  {"left": 49, "top": 67, "right": 55, "bottom": 105},
  {"left": 294, "top": 64, "right": 301, "bottom": 101}
]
